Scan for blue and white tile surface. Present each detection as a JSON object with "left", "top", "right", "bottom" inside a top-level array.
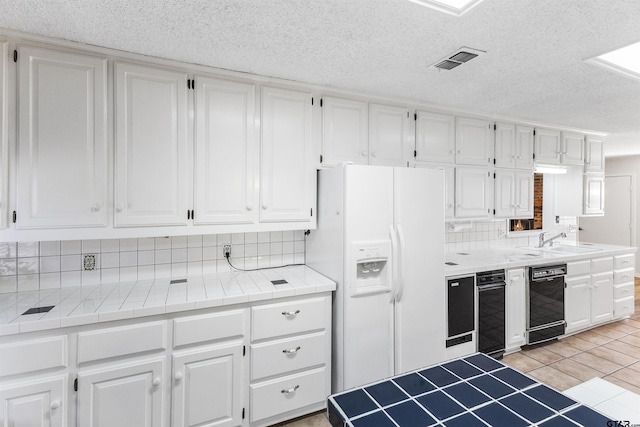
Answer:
[{"left": 328, "top": 353, "right": 614, "bottom": 427}]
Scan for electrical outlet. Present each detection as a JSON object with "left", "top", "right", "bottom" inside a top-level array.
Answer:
[
  {"left": 83, "top": 254, "right": 96, "bottom": 271},
  {"left": 223, "top": 245, "right": 231, "bottom": 258}
]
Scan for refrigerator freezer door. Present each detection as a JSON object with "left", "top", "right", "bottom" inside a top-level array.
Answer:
[{"left": 393, "top": 167, "right": 446, "bottom": 375}]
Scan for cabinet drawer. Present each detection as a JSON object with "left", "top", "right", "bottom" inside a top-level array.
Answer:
[
  {"left": 613, "top": 268, "right": 635, "bottom": 285},
  {"left": 252, "top": 297, "right": 326, "bottom": 341},
  {"left": 567, "top": 260, "right": 590, "bottom": 276},
  {"left": 0, "top": 336, "right": 67, "bottom": 377},
  {"left": 173, "top": 309, "right": 246, "bottom": 348},
  {"left": 614, "top": 283, "right": 635, "bottom": 300},
  {"left": 591, "top": 257, "right": 614, "bottom": 274},
  {"left": 77, "top": 321, "right": 167, "bottom": 364},
  {"left": 250, "top": 367, "right": 327, "bottom": 422},
  {"left": 614, "top": 296, "right": 634, "bottom": 318},
  {"left": 251, "top": 332, "right": 326, "bottom": 381},
  {"left": 614, "top": 253, "right": 635, "bottom": 270}
]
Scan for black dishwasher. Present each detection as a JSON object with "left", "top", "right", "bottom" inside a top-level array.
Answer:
[
  {"left": 446, "top": 275, "right": 475, "bottom": 348},
  {"left": 477, "top": 269, "right": 506, "bottom": 359}
]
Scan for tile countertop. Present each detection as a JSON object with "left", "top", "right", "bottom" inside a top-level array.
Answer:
[
  {"left": 0, "top": 265, "right": 336, "bottom": 337},
  {"left": 445, "top": 242, "right": 638, "bottom": 276}
]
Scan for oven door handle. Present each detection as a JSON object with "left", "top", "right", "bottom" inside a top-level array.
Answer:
[{"left": 477, "top": 283, "right": 505, "bottom": 291}]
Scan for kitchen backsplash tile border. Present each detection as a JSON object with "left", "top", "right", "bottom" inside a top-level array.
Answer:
[{"left": 0, "top": 231, "right": 306, "bottom": 294}]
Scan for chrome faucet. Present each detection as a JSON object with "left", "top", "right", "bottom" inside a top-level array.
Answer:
[{"left": 538, "top": 232, "right": 567, "bottom": 248}]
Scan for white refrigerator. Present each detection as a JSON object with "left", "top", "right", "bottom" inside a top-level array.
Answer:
[{"left": 306, "top": 164, "right": 445, "bottom": 393}]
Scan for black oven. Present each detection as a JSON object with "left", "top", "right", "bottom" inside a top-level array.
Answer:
[{"left": 527, "top": 263, "right": 566, "bottom": 345}]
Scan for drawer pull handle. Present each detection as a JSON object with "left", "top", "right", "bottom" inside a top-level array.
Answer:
[
  {"left": 281, "top": 385, "right": 300, "bottom": 394},
  {"left": 281, "top": 310, "right": 300, "bottom": 317},
  {"left": 283, "top": 346, "right": 301, "bottom": 354}
]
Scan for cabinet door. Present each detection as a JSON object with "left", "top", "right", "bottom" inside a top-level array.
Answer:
[
  {"left": 260, "top": 86, "right": 313, "bottom": 223},
  {"left": 565, "top": 275, "right": 591, "bottom": 333},
  {"left": 321, "top": 96, "right": 368, "bottom": 166},
  {"left": 584, "top": 174, "right": 605, "bottom": 215},
  {"left": 515, "top": 125, "right": 534, "bottom": 170},
  {"left": 369, "top": 103, "right": 408, "bottom": 167},
  {"left": 561, "top": 132, "right": 585, "bottom": 165},
  {"left": 0, "top": 40, "right": 7, "bottom": 229},
  {"left": 494, "top": 123, "right": 516, "bottom": 168},
  {"left": 416, "top": 164, "right": 455, "bottom": 219},
  {"left": 455, "top": 117, "right": 492, "bottom": 166},
  {"left": 494, "top": 170, "right": 514, "bottom": 218},
  {"left": 514, "top": 171, "right": 534, "bottom": 218},
  {"left": 17, "top": 46, "right": 108, "bottom": 228},
  {"left": 415, "top": 111, "right": 455, "bottom": 163},
  {"left": 0, "top": 376, "right": 66, "bottom": 427},
  {"left": 591, "top": 272, "right": 614, "bottom": 325},
  {"left": 585, "top": 136, "right": 605, "bottom": 173},
  {"left": 172, "top": 342, "right": 244, "bottom": 427},
  {"left": 455, "top": 166, "right": 491, "bottom": 218},
  {"left": 506, "top": 269, "right": 526, "bottom": 350},
  {"left": 534, "top": 128, "right": 561, "bottom": 164},
  {"left": 194, "top": 76, "right": 257, "bottom": 225},
  {"left": 114, "top": 62, "right": 189, "bottom": 227},
  {"left": 78, "top": 358, "right": 166, "bottom": 427}
]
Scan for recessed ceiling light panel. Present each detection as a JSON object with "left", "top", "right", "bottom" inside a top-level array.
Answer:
[
  {"left": 430, "top": 46, "right": 486, "bottom": 71},
  {"left": 586, "top": 41, "right": 640, "bottom": 81},
  {"left": 407, "top": 0, "right": 485, "bottom": 17}
]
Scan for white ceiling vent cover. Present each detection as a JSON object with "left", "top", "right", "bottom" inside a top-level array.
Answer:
[{"left": 430, "top": 47, "right": 486, "bottom": 71}]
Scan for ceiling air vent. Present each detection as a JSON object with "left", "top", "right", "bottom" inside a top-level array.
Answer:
[{"left": 431, "top": 47, "right": 485, "bottom": 71}]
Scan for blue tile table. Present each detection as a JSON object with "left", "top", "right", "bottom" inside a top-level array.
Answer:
[{"left": 327, "top": 353, "right": 615, "bottom": 427}]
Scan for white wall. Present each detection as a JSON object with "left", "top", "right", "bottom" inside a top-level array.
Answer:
[{"left": 603, "top": 155, "right": 640, "bottom": 275}]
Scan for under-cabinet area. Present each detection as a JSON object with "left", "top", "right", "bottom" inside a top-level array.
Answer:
[{"left": 0, "top": 267, "right": 335, "bottom": 427}]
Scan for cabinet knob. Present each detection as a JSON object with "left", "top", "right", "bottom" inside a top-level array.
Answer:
[
  {"left": 447, "top": 203, "right": 453, "bottom": 208},
  {"left": 457, "top": 150, "right": 462, "bottom": 154},
  {"left": 91, "top": 202, "right": 102, "bottom": 212},
  {"left": 283, "top": 346, "right": 301, "bottom": 354},
  {"left": 175, "top": 372, "right": 183, "bottom": 381},
  {"left": 449, "top": 150, "right": 454, "bottom": 154},
  {"left": 281, "top": 385, "right": 300, "bottom": 394},
  {"left": 116, "top": 203, "right": 124, "bottom": 213},
  {"left": 50, "top": 401, "right": 60, "bottom": 410},
  {"left": 152, "top": 377, "right": 161, "bottom": 387},
  {"left": 361, "top": 151, "right": 367, "bottom": 157},
  {"left": 281, "top": 309, "right": 300, "bottom": 317},
  {"left": 247, "top": 205, "right": 253, "bottom": 211}
]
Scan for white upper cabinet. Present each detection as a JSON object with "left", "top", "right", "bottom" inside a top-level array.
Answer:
[
  {"left": 114, "top": 62, "right": 189, "bottom": 227},
  {"left": 455, "top": 166, "right": 492, "bottom": 218},
  {"left": 261, "top": 86, "right": 314, "bottom": 223},
  {"left": 416, "top": 163, "right": 454, "bottom": 218},
  {"left": 0, "top": 40, "right": 7, "bottom": 229},
  {"left": 455, "top": 117, "right": 493, "bottom": 166},
  {"left": 368, "top": 103, "right": 409, "bottom": 167},
  {"left": 561, "top": 132, "right": 585, "bottom": 165},
  {"left": 585, "top": 135, "right": 605, "bottom": 173},
  {"left": 495, "top": 123, "right": 534, "bottom": 169},
  {"left": 321, "top": 96, "right": 368, "bottom": 166},
  {"left": 415, "top": 111, "right": 455, "bottom": 164},
  {"left": 494, "top": 170, "right": 532, "bottom": 218},
  {"left": 194, "top": 76, "right": 257, "bottom": 225},
  {"left": 534, "top": 128, "right": 562, "bottom": 164},
  {"left": 584, "top": 174, "right": 605, "bottom": 216},
  {"left": 16, "top": 46, "right": 108, "bottom": 229}
]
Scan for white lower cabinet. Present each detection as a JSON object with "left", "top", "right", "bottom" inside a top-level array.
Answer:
[
  {"left": 506, "top": 268, "right": 526, "bottom": 351},
  {"left": 590, "top": 271, "right": 614, "bottom": 325},
  {"left": 0, "top": 375, "right": 67, "bottom": 427},
  {"left": 172, "top": 343, "right": 244, "bottom": 427},
  {"left": 77, "top": 358, "right": 167, "bottom": 427},
  {"left": 249, "top": 295, "right": 331, "bottom": 426},
  {"left": 565, "top": 274, "right": 591, "bottom": 333}
]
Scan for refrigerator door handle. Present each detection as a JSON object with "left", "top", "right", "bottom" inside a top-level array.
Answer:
[
  {"left": 396, "top": 224, "right": 406, "bottom": 302},
  {"left": 389, "top": 225, "right": 399, "bottom": 303}
]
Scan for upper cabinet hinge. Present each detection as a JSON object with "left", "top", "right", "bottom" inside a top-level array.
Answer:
[
  {"left": 191, "top": 210, "right": 194, "bottom": 220},
  {"left": 407, "top": 111, "right": 409, "bottom": 118},
  {"left": 493, "top": 172, "right": 496, "bottom": 179},
  {"left": 187, "top": 79, "right": 191, "bottom": 90},
  {"left": 533, "top": 129, "right": 536, "bottom": 136},
  {"left": 13, "top": 50, "right": 17, "bottom": 62},
  {"left": 243, "top": 345, "right": 246, "bottom": 356},
  {"left": 320, "top": 154, "right": 323, "bottom": 163},
  {"left": 493, "top": 123, "right": 496, "bottom": 130},
  {"left": 414, "top": 113, "right": 417, "bottom": 121},
  {"left": 310, "top": 208, "right": 313, "bottom": 217},
  {"left": 74, "top": 378, "right": 78, "bottom": 392},
  {"left": 533, "top": 153, "right": 536, "bottom": 160},
  {"left": 493, "top": 158, "right": 496, "bottom": 165},
  {"left": 320, "top": 98, "right": 323, "bottom": 107},
  {"left": 311, "top": 97, "right": 314, "bottom": 106},
  {"left": 12, "top": 211, "right": 16, "bottom": 223},
  {"left": 242, "top": 408, "right": 246, "bottom": 419},
  {"left": 414, "top": 150, "right": 417, "bottom": 158},
  {"left": 187, "top": 210, "right": 191, "bottom": 220}
]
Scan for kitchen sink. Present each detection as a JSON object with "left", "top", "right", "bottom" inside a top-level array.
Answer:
[{"left": 547, "top": 245, "right": 602, "bottom": 254}]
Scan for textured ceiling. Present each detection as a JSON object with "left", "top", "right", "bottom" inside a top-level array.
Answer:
[{"left": 1, "top": 0, "right": 640, "bottom": 156}]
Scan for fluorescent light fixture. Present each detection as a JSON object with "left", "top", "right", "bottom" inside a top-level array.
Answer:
[
  {"left": 407, "top": 0, "right": 484, "bottom": 16},
  {"left": 534, "top": 165, "right": 567, "bottom": 175},
  {"left": 586, "top": 40, "right": 640, "bottom": 81}
]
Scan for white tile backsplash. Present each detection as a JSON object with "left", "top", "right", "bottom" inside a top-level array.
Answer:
[{"left": 0, "top": 232, "right": 307, "bottom": 293}]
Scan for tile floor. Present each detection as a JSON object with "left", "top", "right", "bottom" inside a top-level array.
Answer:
[{"left": 279, "top": 280, "right": 640, "bottom": 427}]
